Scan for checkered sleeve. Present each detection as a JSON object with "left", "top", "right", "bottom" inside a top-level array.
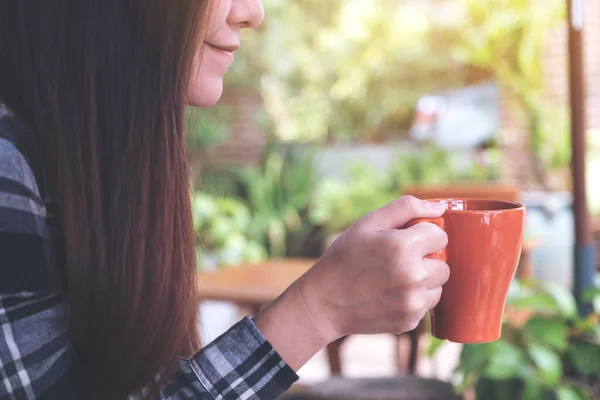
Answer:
[
  {"left": 0, "top": 133, "right": 89, "bottom": 399},
  {"left": 160, "top": 317, "right": 299, "bottom": 400}
]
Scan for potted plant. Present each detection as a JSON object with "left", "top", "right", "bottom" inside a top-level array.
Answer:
[
  {"left": 451, "top": 279, "right": 600, "bottom": 400},
  {"left": 193, "top": 192, "right": 266, "bottom": 270},
  {"left": 237, "top": 146, "right": 321, "bottom": 258}
]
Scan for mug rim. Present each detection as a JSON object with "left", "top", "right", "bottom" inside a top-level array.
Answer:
[{"left": 425, "top": 197, "right": 526, "bottom": 214}]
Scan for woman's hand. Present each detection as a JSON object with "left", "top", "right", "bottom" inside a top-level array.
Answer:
[{"left": 253, "top": 196, "right": 449, "bottom": 371}]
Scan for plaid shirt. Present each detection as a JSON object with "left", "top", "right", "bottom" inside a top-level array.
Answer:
[{"left": 0, "top": 102, "right": 298, "bottom": 399}]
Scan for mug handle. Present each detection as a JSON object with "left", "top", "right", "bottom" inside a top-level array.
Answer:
[{"left": 404, "top": 217, "right": 447, "bottom": 261}]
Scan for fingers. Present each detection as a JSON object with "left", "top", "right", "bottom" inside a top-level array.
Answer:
[
  {"left": 421, "top": 258, "right": 450, "bottom": 289},
  {"left": 392, "top": 258, "right": 448, "bottom": 308},
  {"left": 374, "top": 228, "right": 448, "bottom": 288},
  {"left": 400, "top": 222, "right": 448, "bottom": 257},
  {"left": 427, "top": 287, "right": 443, "bottom": 310},
  {"left": 356, "top": 195, "right": 446, "bottom": 231},
  {"left": 391, "top": 288, "right": 443, "bottom": 333}
]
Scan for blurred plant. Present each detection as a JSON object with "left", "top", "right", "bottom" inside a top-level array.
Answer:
[
  {"left": 390, "top": 143, "right": 496, "bottom": 192},
  {"left": 186, "top": 105, "right": 231, "bottom": 151},
  {"left": 193, "top": 193, "right": 266, "bottom": 269},
  {"left": 451, "top": 279, "right": 600, "bottom": 400},
  {"left": 198, "top": 165, "right": 244, "bottom": 198},
  {"left": 310, "top": 162, "right": 398, "bottom": 234},
  {"left": 390, "top": 145, "right": 457, "bottom": 190},
  {"left": 229, "top": 0, "right": 471, "bottom": 143},
  {"left": 455, "top": 0, "right": 568, "bottom": 189},
  {"left": 237, "top": 146, "right": 316, "bottom": 257},
  {"left": 311, "top": 144, "right": 498, "bottom": 234}
]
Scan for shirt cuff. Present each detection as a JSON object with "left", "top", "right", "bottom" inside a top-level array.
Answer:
[{"left": 189, "top": 316, "right": 299, "bottom": 399}]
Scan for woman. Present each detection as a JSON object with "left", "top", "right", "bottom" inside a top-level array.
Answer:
[{"left": 0, "top": 1, "right": 449, "bottom": 399}]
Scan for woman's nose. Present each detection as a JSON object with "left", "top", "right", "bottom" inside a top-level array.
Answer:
[{"left": 228, "top": 0, "right": 264, "bottom": 29}]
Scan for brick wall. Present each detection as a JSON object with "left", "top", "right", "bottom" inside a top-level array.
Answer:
[
  {"left": 197, "top": 88, "right": 266, "bottom": 167},
  {"left": 499, "top": 0, "right": 600, "bottom": 186}
]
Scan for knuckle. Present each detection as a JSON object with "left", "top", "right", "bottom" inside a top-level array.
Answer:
[
  {"left": 391, "top": 264, "right": 412, "bottom": 286},
  {"left": 379, "top": 234, "right": 405, "bottom": 261},
  {"left": 406, "top": 318, "right": 421, "bottom": 332},
  {"left": 407, "top": 264, "right": 429, "bottom": 286},
  {"left": 396, "top": 195, "right": 420, "bottom": 214},
  {"left": 439, "top": 228, "right": 449, "bottom": 246},
  {"left": 397, "top": 318, "right": 421, "bottom": 333},
  {"left": 402, "top": 290, "right": 428, "bottom": 314},
  {"left": 439, "top": 262, "right": 451, "bottom": 283},
  {"left": 431, "top": 225, "right": 448, "bottom": 247},
  {"left": 396, "top": 230, "right": 419, "bottom": 256},
  {"left": 420, "top": 222, "right": 446, "bottom": 242},
  {"left": 393, "top": 258, "right": 429, "bottom": 287},
  {"left": 428, "top": 259, "right": 450, "bottom": 285},
  {"left": 432, "top": 288, "right": 443, "bottom": 303}
]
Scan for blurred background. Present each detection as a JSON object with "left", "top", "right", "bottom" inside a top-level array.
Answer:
[{"left": 189, "top": 0, "right": 600, "bottom": 398}]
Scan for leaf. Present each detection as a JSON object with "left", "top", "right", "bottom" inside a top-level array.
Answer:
[
  {"left": 509, "top": 280, "right": 578, "bottom": 318},
  {"left": 459, "top": 343, "right": 492, "bottom": 375},
  {"left": 518, "top": 25, "right": 540, "bottom": 81},
  {"left": 482, "top": 341, "right": 528, "bottom": 380},
  {"left": 567, "top": 339, "right": 600, "bottom": 377},
  {"left": 527, "top": 343, "right": 562, "bottom": 387},
  {"left": 522, "top": 379, "right": 544, "bottom": 400},
  {"left": 475, "top": 377, "right": 522, "bottom": 400},
  {"left": 573, "top": 314, "right": 600, "bottom": 335},
  {"left": 582, "top": 287, "right": 600, "bottom": 303},
  {"left": 555, "top": 385, "right": 586, "bottom": 400},
  {"left": 538, "top": 281, "right": 578, "bottom": 318},
  {"left": 426, "top": 337, "right": 445, "bottom": 357},
  {"left": 508, "top": 291, "right": 561, "bottom": 314},
  {"left": 524, "top": 316, "right": 568, "bottom": 351}
]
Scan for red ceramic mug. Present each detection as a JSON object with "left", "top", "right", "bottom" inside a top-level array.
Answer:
[{"left": 406, "top": 198, "right": 526, "bottom": 343}]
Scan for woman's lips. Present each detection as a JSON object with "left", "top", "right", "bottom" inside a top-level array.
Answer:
[{"left": 206, "top": 43, "right": 235, "bottom": 63}]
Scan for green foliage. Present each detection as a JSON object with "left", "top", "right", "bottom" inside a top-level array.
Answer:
[
  {"left": 230, "top": 0, "right": 470, "bottom": 142},
  {"left": 237, "top": 147, "right": 316, "bottom": 257},
  {"left": 194, "top": 143, "right": 501, "bottom": 265},
  {"left": 310, "top": 144, "right": 497, "bottom": 233},
  {"left": 426, "top": 336, "right": 446, "bottom": 358},
  {"left": 193, "top": 193, "right": 266, "bottom": 269},
  {"left": 198, "top": 165, "right": 244, "bottom": 198},
  {"left": 225, "top": 0, "right": 567, "bottom": 188},
  {"left": 390, "top": 144, "right": 497, "bottom": 191},
  {"left": 186, "top": 105, "right": 231, "bottom": 150},
  {"left": 452, "top": 280, "right": 600, "bottom": 399},
  {"left": 456, "top": 0, "right": 569, "bottom": 187},
  {"left": 567, "top": 340, "right": 600, "bottom": 378},
  {"left": 523, "top": 317, "right": 568, "bottom": 351},
  {"left": 193, "top": 147, "right": 317, "bottom": 265},
  {"left": 310, "top": 162, "right": 398, "bottom": 234}
]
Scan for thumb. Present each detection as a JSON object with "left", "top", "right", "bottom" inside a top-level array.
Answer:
[{"left": 356, "top": 195, "right": 446, "bottom": 231}]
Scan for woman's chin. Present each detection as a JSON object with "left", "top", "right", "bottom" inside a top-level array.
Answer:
[{"left": 187, "top": 80, "right": 224, "bottom": 108}]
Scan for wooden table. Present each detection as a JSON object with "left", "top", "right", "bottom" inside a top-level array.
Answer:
[{"left": 196, "top": 258, "right": 314, "bottom": 314}]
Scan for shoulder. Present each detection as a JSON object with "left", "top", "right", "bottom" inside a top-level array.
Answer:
[{"left": 0, "top": 108, "right": 47, "bottom": 237}]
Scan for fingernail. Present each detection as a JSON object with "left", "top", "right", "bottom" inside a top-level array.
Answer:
[{"left": 424, "top": 201, "right": 445, "bottom": 211}]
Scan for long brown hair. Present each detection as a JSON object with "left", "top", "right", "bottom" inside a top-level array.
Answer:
[{"left": 0, "top": 1, "right": 211, "bottom": 398}]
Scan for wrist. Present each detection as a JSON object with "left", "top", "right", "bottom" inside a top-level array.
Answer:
[
  {"left": 295, "top": 271, "right": 341, "bottom": 344},
  {"left": 253, "top": 271, "right": 338, "bottom": 370}
]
